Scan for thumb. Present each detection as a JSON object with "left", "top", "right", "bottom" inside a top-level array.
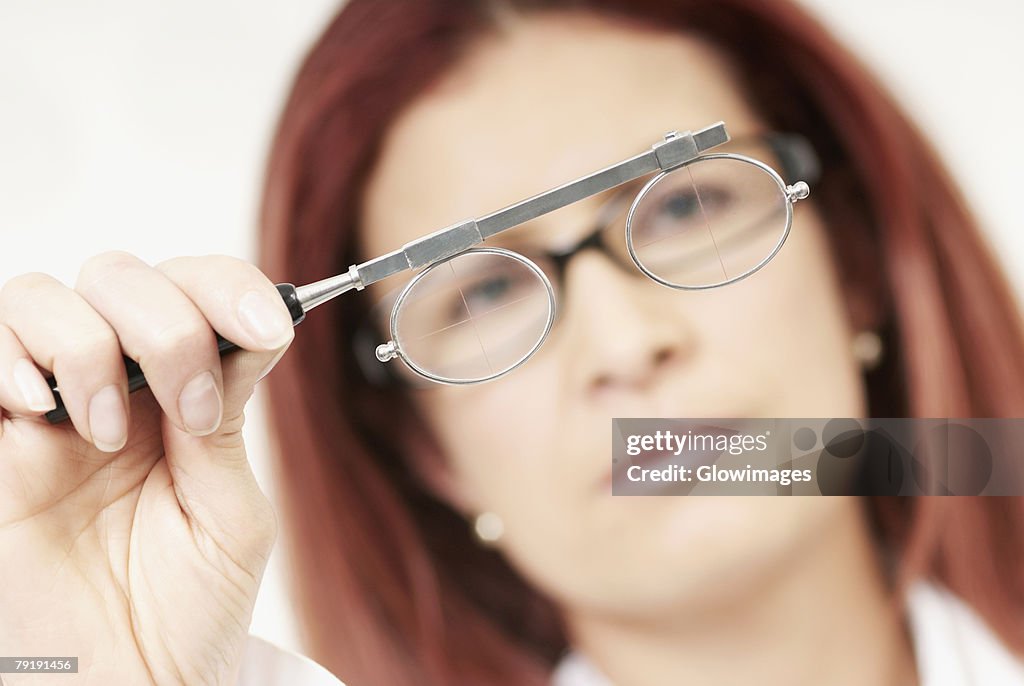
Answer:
[
  {"left": 149, "top": 254, "right": 297, "bottom": 555},
  {"left": 157, "top": 340, "right": 289, "bottom": 564}
]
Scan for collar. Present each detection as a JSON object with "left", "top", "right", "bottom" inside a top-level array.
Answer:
[{"left": 551, "top": 581, "right": 1024, "bottom": 685}]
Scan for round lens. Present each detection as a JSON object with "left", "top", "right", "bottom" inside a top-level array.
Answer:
[
  {"left": 626, "top": 155, "right": 790, "bottom": 289},
  {"left": 391, "top": 249, "right": 555, "bottom": 383}
]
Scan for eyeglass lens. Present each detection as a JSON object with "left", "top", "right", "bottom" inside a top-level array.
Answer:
[
  {"left": 392, "top": 251, "right": 552, "bottom": 382},
  {"left": 629, "top": 156, "right": 788, "bottom": 288}
]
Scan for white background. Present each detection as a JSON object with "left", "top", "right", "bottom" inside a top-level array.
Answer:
[{"left": 1, "top": 0, "right": 1021, "bottom": 654}]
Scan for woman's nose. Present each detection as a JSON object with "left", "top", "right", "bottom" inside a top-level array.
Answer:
[{"left": 558, "top": 250, "right": 699, "bottom": 396}]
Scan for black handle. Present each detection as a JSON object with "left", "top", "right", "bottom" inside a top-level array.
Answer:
[{"left": 43, "top": 283, "right": 305, "bottom": 424}]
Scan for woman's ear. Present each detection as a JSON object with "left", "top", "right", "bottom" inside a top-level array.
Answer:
[
  {"left": 400, "top": 408, "right": 476, "bottom": 515},
  {"left": 843, "top": 280, "right": 885, "bottom": 334},
  {"left": 833, "top": 218, "right": 889, "bottom": 335}
]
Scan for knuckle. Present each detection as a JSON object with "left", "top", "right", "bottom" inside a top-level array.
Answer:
[
  {"left": 0, "top": 272, "right": 58, "bottom": 307},
  {"left": 141, "top": 318, "right": 212, "bottom": 360},
  {"left": 76, "top": 250, "right": 141, "bottom": 291},
  {"left": 212, "top": 254, "right": 270, "bottom": 286},
  {"left": 154, "top": 254, "right": 194, "bottom": 274},
  {"left": 53, "top": 328, "right": 120, "bottom": 374},
  {"left": 159, "top": 253, "right": 250, "bottom": 276},
  {"left": 240, "top": 261, "right": 274, "bottom": 288},
  {"left": 70, "top": 328, "right": 120, "bottom": 359}
]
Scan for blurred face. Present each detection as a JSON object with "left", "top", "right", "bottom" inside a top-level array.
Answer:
[{"left": 359, "top": 12, "right": 869, "bottom": 619}]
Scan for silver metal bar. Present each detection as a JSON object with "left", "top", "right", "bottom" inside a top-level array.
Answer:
[
  {"left": 353, "top": 249, "right": 406, "bottom": 287},
  {"left": 401, "top": 219, "right": 483, "bottom": 269},
  {"left": 477, "top": 150, "right": 659, "bottom": 238},
  {"left": 477, "top": 123, "right": 727, "bottom": 239},
  {"left": 348, "top": 122, "right": 731, "bottom": 287},
  {"left": 693, "top": 121, "right": 729, "bottom": 152}
]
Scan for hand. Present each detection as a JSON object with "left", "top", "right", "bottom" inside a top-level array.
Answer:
[{"left": 0, "top": 252, "right": 294, "bottom": 685}]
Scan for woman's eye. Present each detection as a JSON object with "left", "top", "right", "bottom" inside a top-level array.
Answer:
[
  {"left": 446, "top": 275, "right": 517, "bottom": 321},
  {"left": 656, "top": 186, "right": 731, "bottom": 221},
  {"left": 466, "top": 276, "right": 511, "bottom": 304},
  {"left": 660, "top": 190, "right": 701, "bottom": 219}
]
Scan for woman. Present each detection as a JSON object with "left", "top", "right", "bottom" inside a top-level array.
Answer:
[{"left": 1, "top": 0, "right": 1023, "bottom": 684}]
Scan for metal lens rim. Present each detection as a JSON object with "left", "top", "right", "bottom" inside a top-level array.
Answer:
[
  {"left": 624, "top": 153, "right": 795, "bottom": 291},
  {"left": 387, "top": 246, "right": 557, "bottom": 386}
]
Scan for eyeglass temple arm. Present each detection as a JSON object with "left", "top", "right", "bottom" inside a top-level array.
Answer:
[{"left": 324, "top": 122, "right": 730, "bottom": 299}]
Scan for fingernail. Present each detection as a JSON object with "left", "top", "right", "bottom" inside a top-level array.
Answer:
[
  {"left": 12, "top": 358, "right": 56, "bottom": 412},
  {"left": 89, "top": 384, "right": 127, "bottom": 452},
  {"left": 238, "top": 290, "right": 293, "bottom": 349},
  {"left": 256, "top": 347, "right": 288, "bottom": 383},
  {"left": 178, "top": 370, "right": 222, "bottom": 436}
]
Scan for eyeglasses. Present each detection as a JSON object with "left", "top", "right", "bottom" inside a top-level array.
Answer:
[{"left": 320, "top": 122, "right": 814, "bottom": 386}]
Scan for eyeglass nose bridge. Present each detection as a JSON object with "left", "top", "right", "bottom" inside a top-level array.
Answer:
[
  {"left": 540, "top": 187, "right": 649, "bottom": 293},
  {"left": 547, "top": 220, "right": 635, "bottom": 279}
]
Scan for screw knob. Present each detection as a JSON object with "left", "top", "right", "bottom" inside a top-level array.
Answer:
[
  {"left": 786, "top": 181, "right": 810, "bottom": 202},
  {"left": 375, "top": 341, "right": 398, "bottom": 362}
]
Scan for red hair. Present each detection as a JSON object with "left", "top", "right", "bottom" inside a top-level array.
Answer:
[{"left": 257, "top": 0, "right": 1024, "bottom": 683}]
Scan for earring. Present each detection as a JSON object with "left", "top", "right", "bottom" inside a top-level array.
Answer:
[
  {"left": 473, "top": 512, "right": 504, "bottom": 545},
  {"left": 851, "top": 330, "right": 883, "bottom": 371}
]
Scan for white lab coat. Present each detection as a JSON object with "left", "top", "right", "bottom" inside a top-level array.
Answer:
[{"left": 238, "top": 581, "right": 1024, "bottom": 685}]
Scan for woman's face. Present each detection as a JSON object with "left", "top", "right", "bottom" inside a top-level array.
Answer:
[{"left": 360, "top": 12, "right": 869, "bottom": 618}]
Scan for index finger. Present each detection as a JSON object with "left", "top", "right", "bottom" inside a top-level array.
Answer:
[{"left": 155, "top": 255, "right": 295, "bottom": 353}]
